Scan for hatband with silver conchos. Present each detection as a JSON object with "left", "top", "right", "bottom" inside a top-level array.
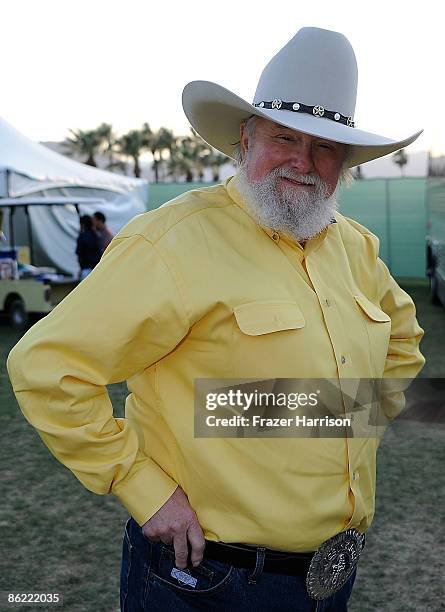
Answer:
[{"left": 253, "top": 99, "right": 355, "bottom": 128}]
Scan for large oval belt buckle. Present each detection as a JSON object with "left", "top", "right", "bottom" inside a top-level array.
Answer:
[{"left": 306, "top": 528, "right": 365, "bottom": 600}]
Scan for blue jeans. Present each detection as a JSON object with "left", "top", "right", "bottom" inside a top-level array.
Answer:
[{"left": 120, "top": 517, "right": 357, "bottom": 612}]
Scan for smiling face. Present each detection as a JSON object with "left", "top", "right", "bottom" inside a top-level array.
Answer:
[
  {"left": 236, "top": 117, "right": 349, "bottom": 242},
  {"left": 240, "top": 116, "right": 347, "bottom": 197}
]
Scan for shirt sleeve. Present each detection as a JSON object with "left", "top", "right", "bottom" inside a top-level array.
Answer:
[
  {"left": 344, "top": 216, "right": 425, "bottom": 420},
  {"left": 7, "top": 234, "right": 191, "bottom": 526},
  {"left": 376, "top": 255, "right": 425, "bottom": 419},
  {"left": 377, "top": 257, "right": 425, "bottom": 377}
]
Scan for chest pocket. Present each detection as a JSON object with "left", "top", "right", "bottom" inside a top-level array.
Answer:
[
  {"left": 354, "top": 294, "right": 391, "bottom": 376},
  {"left": 354, "top": 294, "right": 391, "bottom": 323},
  {"left": 232, "top": 300, "right": 306, "bottom": 380},
  {"left": 233, "top": 300, "right": 305, "bottom": 335}
]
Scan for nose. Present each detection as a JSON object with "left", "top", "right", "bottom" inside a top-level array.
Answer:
[{"left": 288, "top": 139, "right": 316, "bottom": 174}]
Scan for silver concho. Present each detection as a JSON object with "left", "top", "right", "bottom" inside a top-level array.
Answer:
[
  {"left": 312, "top": 105, "right": 325, "bottom": 117},
  {"left": 306, "top": 529, "right": 365, "bottom": 600}
]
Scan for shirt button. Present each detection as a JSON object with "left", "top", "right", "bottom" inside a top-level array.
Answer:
[
  {"left": 325, "top": 298, "right": 331, "bottom": 307},
  {"left": 272, "top": 233, "right": 279, "bottom": 241},
  {"left": 352, "top": 472, "right": 359, "bottom": 481},
  {"left": 341, "top": 355, "right": 346, "bottom": 364}
]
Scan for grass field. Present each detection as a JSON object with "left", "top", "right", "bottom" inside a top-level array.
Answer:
[{"left": 0, "top": 281, "right": 443, "bottom": 611}]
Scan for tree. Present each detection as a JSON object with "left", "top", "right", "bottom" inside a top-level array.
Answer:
[
  {"left": 155, "top": 127, "right": 175, "bottom": 181},
  {"left": 61, "top": 122, "right": 230, "bottom": 182},
  {"left": 166, "top": 130, "right": 207, "bottom": 182},
  {"left": 169, "top": 137, "right": 196, "bottom": 182},
  {"left": 393, "top": 149, "right": 408, "bottom": 177},
  {"left": 116, "top": 129, "right": 147, "bottom": 178},
  {"left": 96, "top": 122, "right": 117, "bottom": 168},
  {"left": 170, "top": 129, "right": 210, "bottom": 182},
  {"left": 353, "top": 165, "right": 363, "bottom": 179},
  {"left": 146, "top": 127, "right": 176, "bottom": 183},
  {"left": 167, "top": 154, "right": 195, "bottom": 183},
  {"left": 63, "top": 128, "right": 103, "bottom": 166},
  {"left": 167, "top": 131, "right": 230, "bottom": 183},
  {"left": 427, "top": 151, "right": 445, "bottom": 177},
  {"left": 202, "top": 149, "right": 231, "bottom": 182}
]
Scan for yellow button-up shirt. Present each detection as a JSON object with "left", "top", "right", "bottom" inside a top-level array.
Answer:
[{"left": 7, "top": 173, "right": 425, "bottom": 552}]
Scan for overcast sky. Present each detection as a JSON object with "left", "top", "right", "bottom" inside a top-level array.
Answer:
[{"left": 1, "top": 0, "right": 443, "bottom": 154}]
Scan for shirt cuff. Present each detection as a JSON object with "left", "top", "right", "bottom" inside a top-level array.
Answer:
[{"left": 112, "top": 458, "right": 179, "bottom": 526}]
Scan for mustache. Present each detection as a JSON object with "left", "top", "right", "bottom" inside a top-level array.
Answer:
[{"left": 271, "top": 168, "right": 323, "bottom": 187}]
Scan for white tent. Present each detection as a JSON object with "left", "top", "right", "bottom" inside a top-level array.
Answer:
[{"left": 0, "top": 117, "right": 148, "bottom": 275}]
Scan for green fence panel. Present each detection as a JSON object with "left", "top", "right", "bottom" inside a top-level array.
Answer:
[
  {"left": 387, "top": 179, "right": 427, "bottom": 277},
  {"left": 339, "top": 178, "right": 427, "bottom": 276},
  {"left": 147, "top": 183, "right": 217, "bottom": 211},
  {"left": 338, "top": 180, "right": 389, "bottom": 263},
  {"left": 427, "top": 178, "right": 445, "bottom": 242}
]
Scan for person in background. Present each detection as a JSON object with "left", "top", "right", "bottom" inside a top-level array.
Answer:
[
  {"left": 75, "top": 214, "right": 102, "bottom": 280},
  {"left": 92, "top": 211, "right": 114, "bottom": 252}
]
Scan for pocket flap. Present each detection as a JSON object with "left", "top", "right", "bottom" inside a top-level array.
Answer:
[
  {"left": 354, "top": 295, "right": 391, "bottom": 323},
  {"left": 234, "top": 301, "right": 305, "bottom": 336}
]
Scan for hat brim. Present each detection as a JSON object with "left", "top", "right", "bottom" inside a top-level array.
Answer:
[{"left": 182, "top": 80, "right": 422, "bottom": 168}]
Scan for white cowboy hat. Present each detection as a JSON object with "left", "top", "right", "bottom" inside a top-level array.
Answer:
[{"left": 182, "top": 27, "right": 422, "bottom": 167}]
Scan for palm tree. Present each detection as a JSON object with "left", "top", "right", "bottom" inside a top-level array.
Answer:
[
  {"left": 393, "top": 149, "right": 408, "bottom": 177},
  {"left": 167, "top": 154, "right": 195, "bottom": 182},
  {"left": 177, "top": 136, "right": 201, "bottom": 180},
  {"left": 427, "top": 151, "right": 445, "bottom": 177},
  {"left": 186, "top": 129, "right": 232, "bottom": 182},
  {"left": 156, "top": 128, "right": 176, "bottom": 180},
  {"left": 167, "top": 131, "right": 209, "bottom": 182},
  {"left": 116, "top": 129, "right": 147, "bottom": 178},
  {"left": 141, "top": 122, "right": 153, "bottom": 147},
  {"left": 202, "top": 149, "right": 231, "bottom": 181},
  {"left": 62, "top": 123, "right": 228, "bottom": 182},
  {"left": 145, "top": 126, "right": 176, "bottom": 183},
  {"left": 169, "top": 129, "right": 210, "bottom": 182},
  {"left": 96, "top": 122, "right": 117, "bottom": 168},
  {"left": 63, "top": 128, "right": 103, "bottom": 166},
  {"left": 182, "top": 135, "right": 204, "bottom": 182}
]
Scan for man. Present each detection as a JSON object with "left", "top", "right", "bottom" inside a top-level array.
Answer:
[
  {"left": 75, "top": 214, "right": 102, "bottom": 280},
  {"left": 92, "top": 210, "right": 114, "bottom": 252},
  {"left": 7, "top": 27, "right": 424, "bottom": 611}
]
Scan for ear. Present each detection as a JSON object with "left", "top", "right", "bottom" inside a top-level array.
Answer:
[{"left": 240, "top": 122, "right": 249, "bottom": 158}]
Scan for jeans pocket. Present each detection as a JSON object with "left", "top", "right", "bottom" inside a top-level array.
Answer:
[{"left": 149, "top": 545, "right": 234, "bottom": 597}]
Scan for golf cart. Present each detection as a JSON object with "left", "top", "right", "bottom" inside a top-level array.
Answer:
[{"left": 0, "top": 196, "right": 106, "bottom": 329}]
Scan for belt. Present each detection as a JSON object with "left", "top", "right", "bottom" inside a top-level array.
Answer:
[
  {"left": 203, "top": 539, "right": 314, "bottom": 577},
  {"left": 203, "top": 528, "right": 365, "bottom": 600}
]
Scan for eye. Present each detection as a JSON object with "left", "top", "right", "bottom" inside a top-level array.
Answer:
[
  {"left": 276, "top": 135, "right": 294, "bottom": 141},
  {"left": 317, "top": 142, "right": 335, "bottom": 151}
]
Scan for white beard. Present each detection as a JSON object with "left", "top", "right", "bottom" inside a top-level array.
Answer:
[{"left": 235, "top": 162, "right": 339, "bottom": 242}]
